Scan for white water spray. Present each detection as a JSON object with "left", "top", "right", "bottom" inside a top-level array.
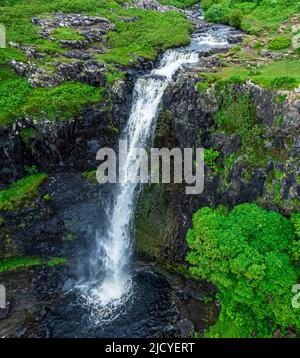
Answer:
[{"left": 92, "top": 50, "right": 199, "bottom": 306}]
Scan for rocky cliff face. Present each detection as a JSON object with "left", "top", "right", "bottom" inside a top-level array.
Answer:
[{"left": 135, "top": 61, "right": 300, "bottom": 264}]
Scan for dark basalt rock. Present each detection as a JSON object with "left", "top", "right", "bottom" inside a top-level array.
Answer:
[
  {"left": 177, "top": 319, "right": 195, "bottom": 338},
  {"left": 135, "top": 66, "right": 300, "bottom": 264}
]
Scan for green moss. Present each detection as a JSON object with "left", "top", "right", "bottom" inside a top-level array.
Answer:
[
  {"left": 215, "top": 91, "right": 256, "bottom": 134},
  {"left": 0, "top": 257, "right": 41, "bottom": 272},
  {"left": 135, "top": 183, "right": 175, "bottom": 261},
  {"left": 0, "top": 74, "right": 31, "bottom": 126},
  {"left": 19, "top": 127, "right": 38, "bottom": 145},
  {"left": 82, "top": 169, "right": 97, "bottom": 186},
  {"left": 0, "top": 256, "right": 67, "bottom": 272},
  {"left": 197, "top": 81, "right": 209, "bottom": 94},
  {"left": 204, "top": 148, "right": 220, "bottom": 172},
  {"left": 0, "top": 173, "right": 48, "bottom": 211},
  {"left": 47, "top": 257, "right": 67, "bottom": 267},
  {"left": 64, "top": 232, "right": 75, "bottom": 241}
]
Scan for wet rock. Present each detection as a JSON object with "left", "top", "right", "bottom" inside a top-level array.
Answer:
[
  {"left": 0, "top": 307, "right": 9, "bottom": 320},
  {"left": 177, "top": 319, "right": 195, "bottom": 338}
]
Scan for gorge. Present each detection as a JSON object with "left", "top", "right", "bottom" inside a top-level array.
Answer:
[{"left": 0, "top": 0, "right": 300, "bottom": 338}]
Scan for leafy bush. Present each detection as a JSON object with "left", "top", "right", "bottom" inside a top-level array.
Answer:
[
  {"left": 201, "top": 0, "right": 218, "bottom": 11},
  {"left": 186, "top": 203, "right": 300, "bottom": 337},
  {"left": 228, "top": 8, "right": 243, "bottom": 28},
  {"left": 268, "top": 36, "right": 292, "bottom": 50},
  {"left": 205, "top": 3, "right": 229, "bottom": 24}
]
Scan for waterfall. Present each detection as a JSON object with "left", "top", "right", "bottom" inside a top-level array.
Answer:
[{"left": 90, "top": 49, "right": 199, "bottom": 307}]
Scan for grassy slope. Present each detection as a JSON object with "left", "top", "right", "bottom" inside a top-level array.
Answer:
[
  {"left": 201, "top": 0, "right": 300, "bottom": 91},
  {"left": 0, "top": 173, "right": 48, "bottom": 211},
  {"left": 0, "top": 0, "right": 192, "bottom": 126}
]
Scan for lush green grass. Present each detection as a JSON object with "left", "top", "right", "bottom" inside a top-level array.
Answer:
[
  {"left": 52, "top": 27, "right": 85, "bottom": 41},
  {"left": 201, "top": 59, "right": 300, "bottom": 91},
  {"left": 0, "top": 72, "right": 106, "bottom": 125},
  {"left": 97, "top": 9, "right": 192, "bottom": 65},
  {"left": 0, "top": 0, "right": 192, "bottom": 125},
  {"left": 0, "top": 256, "right": 67, "bottom": 273},
  {"left": 0, "top": 173, "right": 48, "bottom": 211},
  {"left": 202, "top": 0, "right": 300, "bottom": 34},
  {"left": 0, "top": 0, "right": 192, "bottom": 64},
  {"left": 159, "top": 0, "right": 197, "bottom": 9},
  {"left": 204, "top": 148, "right": 220, "bottom": 172}
]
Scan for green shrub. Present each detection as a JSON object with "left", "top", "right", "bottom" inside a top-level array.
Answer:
[
  {"left": 201, "top": 0, "right": 218, "bottom": 11},
  {"left": 186, "top": 203, "right": 300, "bottom": 337},
  {"left": 268, "top": 36, "right": 292, "bottom": 50},
  {"left": 228, "top": 8, "right": 243, "bottom": 28},
  {"left": 205, "top": 4, "right": 229, "bottom": 24}
]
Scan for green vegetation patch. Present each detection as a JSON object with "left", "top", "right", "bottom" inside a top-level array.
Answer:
[
  {"left": 0, "top": 256, "right": 67, "bottom": 273},
  {"left": 268, "top": 35, "right": 292, "bottom": 50},
  {"left": 98, "top": 9, "right": 192, "bottom": 66},
  {"left": 0, "top": 257, "right": 41, "bottom": 272},
  {"left": 0, "top": 0, "right": 193, "bottom": 125},
  {"left": 0, "top": 74, "right": 106, "bottom": 126},
  {"left": 204, "top": 148, "right": 220, "bottom": 172},
  {"left": 82, "top": 169, "right": 97, "bottom": 185},
  {"left": 0, "top": 173, "right": 48, "bottom": 211},
  {"left": 159, "top": 0, "right": 197, "bottom": 9},
  {"left": 47, "top": 257, "right": 67, "bottom": 267},
  {"left": 202, "top": 0, "right": 300, "bottom": 34},
  {"left": 186, "top": 203, "right": 300, "bottom": 338},
  {"left": 51, "top": 27, "right": 84, "bottom": 41},
  {"left": 201, "top": 59, "right": 300, "bottom": 91}
]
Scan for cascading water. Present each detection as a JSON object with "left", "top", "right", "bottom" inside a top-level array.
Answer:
[
  {"left": 90, "top": 50, "right": 199, "bottom": 308},
  {"left": 36, "top": 6, "right": 242, "bottom": 337},
  {"left": 74, "top": 7, "right": 241, "bottom": 323}
]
